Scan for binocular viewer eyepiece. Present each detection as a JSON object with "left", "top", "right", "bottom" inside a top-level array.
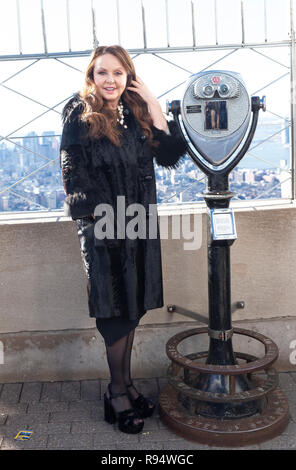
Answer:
[{"left": 167, "top": 70, "right": 266, "bottom": 174}]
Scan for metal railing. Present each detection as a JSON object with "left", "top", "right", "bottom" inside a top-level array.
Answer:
[{"left": 0, "top": 0, "right": 295, "bottom": 213}]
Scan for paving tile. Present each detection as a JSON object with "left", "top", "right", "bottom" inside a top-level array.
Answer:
[
  {"left": 60, "top": 381, "right": 81, "bottom": 401},
  {"left": 40, "top": 382, "right": 62, "bottom": 402},
  {"left": 20, "top": 382, "right": 42, "bottom": 402},
  {"left": 81, "top": 380, "right": 101, "bottom": 400},
  {"left": 111, "top": 429, "right": 143, "bottom": 444},
  {"left": 209, "top": 444, "right": 260, "bottom": 450},
  {"left": 118, "top": 441, "right": 164, "bottom": 450},
  {"left": 0, "top": 402, "right": 27, "bottom": 415},
  {"left": 290, "top": 372, "right": 296, "bottom": 384},
  {"left": 282, "top": 389, "right": 295, "bottom": 400},
  {"left": 281, "top": 420, "right": 296, "bottom": 435},
  {"left": 20, "top": 433, "right": 48, "bottom": 449},
  {"left": 278, "top": 372, "right": 296, "bottom": 390},
  {"left": 259, "top": 434, "right": 296, "bottom": 450},
  {"left": 0, "top": 383, "right": 22, "bottom": 403},
  {"left": 139, "top": 428, "right": 186, "bottom": 443},
  {"left": 69, "top": 399, "right": 101, "bottom": 413},
  {"left": 71, "top": 420, "right": 116, "bottom": 434},
  {"left": 90, "top": 405, "right": 107, "bottom": 422},
  {"left": 0, "top": 437, "right": 26, "bottom": 450},
  {"left": 0, "top": 424, "right": 30, "bottom": 439},
  {"left": 6, "top": 412, "right": 50, "bottom": 427},
  {"left": 28, "top": 422, "right": 71, "bottom": 435},
  {"left": 1, "top": 428, "right": 44, "bottom": 449},
  {"left": 287, "top": 403, "right": 296, "bottom": 421},
  {"left": 49, "top": 409, "right": 91, "bottom": 423},
  {"left": 0, "top": 414, "right": 7, "bottom": 425},
  {"left": 93, "top": 444, "right": 118, "bottom": 450},
  {"left": 47, "top": 432, "right": 93, "bottom": 449},
  {"left": 162, "top": 440, "right": 211, "bottom": 450},
  {"left": 93, "top": 429, "right": 140, "bottom": 446},
  {"left": 27, "top": 400, "right": 68, "bottom": 413}
]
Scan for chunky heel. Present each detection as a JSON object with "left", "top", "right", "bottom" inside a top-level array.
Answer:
[
  {"left": 103, "top": 384, "right": 144, "bottom": 434},
  {"left": 104, "top": 394, "right": 117, "bottom": 424}
]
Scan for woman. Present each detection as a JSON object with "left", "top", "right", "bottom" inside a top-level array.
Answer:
[{"left": 60, "top": 45, "right": 186, "bottom": 434}]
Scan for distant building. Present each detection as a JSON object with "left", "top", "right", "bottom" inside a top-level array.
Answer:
[
  {"left": 278, "top": 169, "right": 291, "bottom": 198},
  {"left": 232, "top": 169, "right": 244, "bottom": 183},
  {"left": 170, "top": 169, "right": 175, "bottom": 185},
  {"left": 1, "top": 196, "right": 9, "bottom": 211},
  {"left": 41, "top": 131, "right": 54, "bottom": 146},
  {"left": 262, "top": 174, "right": 274, "bottom": 183},
  {"left": 244, "top": 169, "right": 255, "bottom": 184},
  {"left": 23, "top": 132, "right": 40, "bottom": 166},
  {"left": 46, "top": 191, "right": 57, "bottom": 209},
  {"left": 40, "top": 143, "right": 51, "bottom": 160},
  {"left": 281, "top": 119, "right": 290, "bottom": 146}
]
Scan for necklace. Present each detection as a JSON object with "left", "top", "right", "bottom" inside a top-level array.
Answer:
[{"left": 117, "top": 100, "right": 128, "bottom": 129}]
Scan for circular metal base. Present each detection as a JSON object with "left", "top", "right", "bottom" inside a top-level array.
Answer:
[{"left": 159, "top": 384, "right": 289, "bottom": 447}]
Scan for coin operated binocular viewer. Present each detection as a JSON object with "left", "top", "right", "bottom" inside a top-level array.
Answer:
[{"left": 159, "top": 71, "right": 289, "bottom": 447}]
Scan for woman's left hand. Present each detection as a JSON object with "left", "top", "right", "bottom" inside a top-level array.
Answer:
[
  {"left": 126, "top": 76, "right": 158, "bottom": 107},
  {"left": 127, "top": 76, "right": 168, "bottom": 132}
]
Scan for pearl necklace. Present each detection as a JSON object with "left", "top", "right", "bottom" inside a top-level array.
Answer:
[{"left": 117, "top": 100, "right": 127, "bottom": 129}]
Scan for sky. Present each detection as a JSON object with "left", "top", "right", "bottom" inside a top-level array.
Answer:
[{"left": 0, "top": 0, "right": 295, "bottom": 139}]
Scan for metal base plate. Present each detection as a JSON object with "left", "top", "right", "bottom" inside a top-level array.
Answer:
[{"left": 159, "top": 384, "right": 289, "bottom": 447}]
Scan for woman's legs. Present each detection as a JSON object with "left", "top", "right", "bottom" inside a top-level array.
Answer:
[
  {"left": 122, "top": 328, "right": 145, "bottom": 401},
  {"left": 122, "top": 328, "right": 155, "bottom": 416},
  {"left": 104, "top": 333, "right": 142, "bottom": 424},
  {"left": 123, "top": 329, "right": 135, "bottom": 382},
  {"left": 105, "top": 328, "right": 141, "bottom": 401}
]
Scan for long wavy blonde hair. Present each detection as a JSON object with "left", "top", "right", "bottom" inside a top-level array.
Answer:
[{"left": 79, "top": 45, "right": 156, "bottom": 147}]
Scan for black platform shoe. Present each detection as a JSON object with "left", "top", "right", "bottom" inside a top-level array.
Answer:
[
  {"left": 104, "top": 384, "right": 144, "bottom": 434},
  {"left": 126, "top": 382, "right": 155, "bottom": 418}
]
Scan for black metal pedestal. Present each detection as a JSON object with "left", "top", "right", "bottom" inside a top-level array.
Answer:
[
  {"left": 193, "top": 186, "right": 260, "bottom": 420},
  {"left": 159, "top": 177, "right": 290, "bottom": 446}
]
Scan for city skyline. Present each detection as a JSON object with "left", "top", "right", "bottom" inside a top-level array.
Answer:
[{"left": 0, "top": 113, "right": 291, "bottom": 213}]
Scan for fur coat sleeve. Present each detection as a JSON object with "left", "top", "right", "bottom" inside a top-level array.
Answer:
[
  {"left": 152, "top": 120, "right": 187, "bottom": 169},
  {"left": 60, "top": 98, "right": 99, "bottom": 219}
]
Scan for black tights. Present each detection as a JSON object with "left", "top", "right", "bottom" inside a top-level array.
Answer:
[
  {"left": 105, "top": 328, "right": 134, "bottom": 392},
  {"left": 105, "top": 329, "right": 141, "bottom": 416}
]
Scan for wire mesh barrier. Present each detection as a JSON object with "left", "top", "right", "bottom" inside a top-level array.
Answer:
[{"left": 0, "top": 0, "right": 295, "bottom": 213}]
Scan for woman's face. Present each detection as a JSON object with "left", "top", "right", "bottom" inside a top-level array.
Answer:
[{"left": 93, "top": 53, "right": 128, "bottom": 108}]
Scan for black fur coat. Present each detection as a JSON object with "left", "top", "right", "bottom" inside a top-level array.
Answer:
[{"left": 60, "top": 94, "right": 187, "bottom": 320}]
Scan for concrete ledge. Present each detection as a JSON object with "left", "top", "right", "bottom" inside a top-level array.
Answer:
[
  {"left": 1, "top": 203, "right": 296, "bottom": 382},
  {"left": 0, "top": 198, "right": 294, "bottom": 224},
  {"left": 0, "top": 316, "right": 295, "bottom": 383}
]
